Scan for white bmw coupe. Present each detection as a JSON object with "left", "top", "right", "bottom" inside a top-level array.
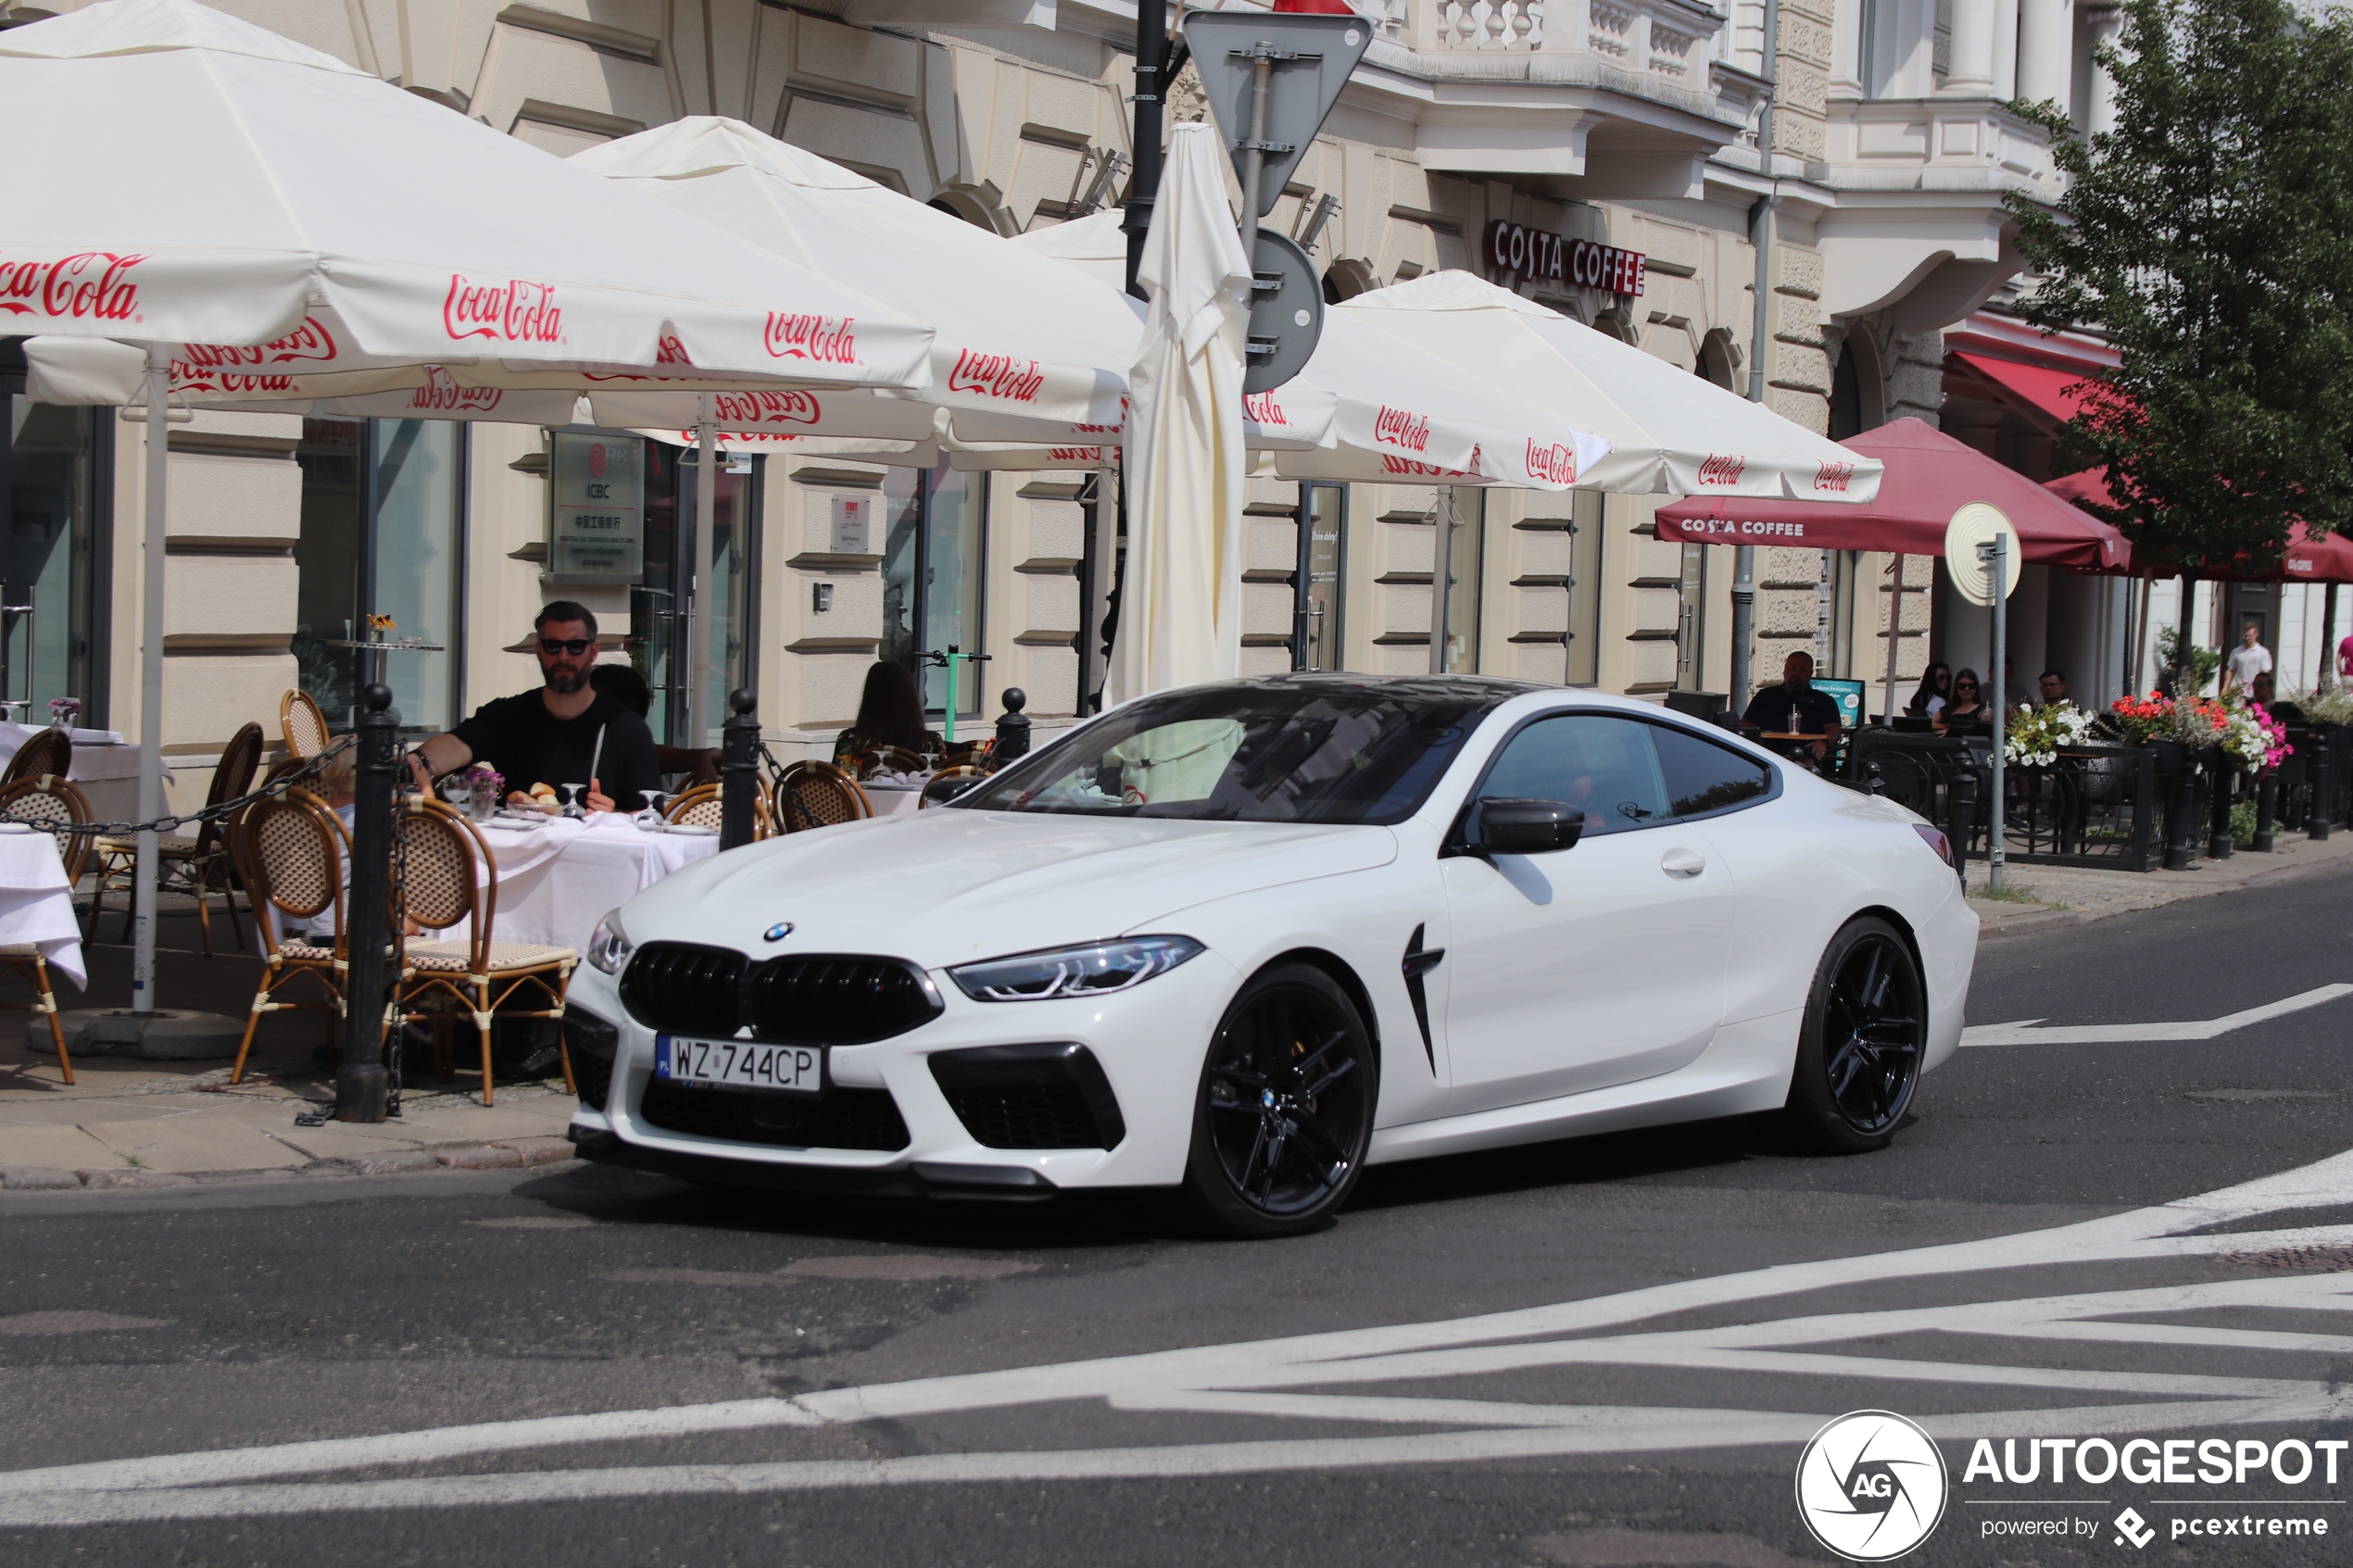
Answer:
[{"left": 566, "top": 676, "right": 1977, "bottom": 1236}]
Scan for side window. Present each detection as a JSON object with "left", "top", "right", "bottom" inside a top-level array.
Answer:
[
  {"left": 1479, "top": 715, "right": 1671, "bottom": 836},
  {"left": 1652, "top": 723, "right": 1773, "bottom": 819}
]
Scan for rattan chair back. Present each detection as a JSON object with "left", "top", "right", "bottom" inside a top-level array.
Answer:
[
  {"left": 399, "top": 797, "right": 498, "bottom": 972},
  {"left": 919, "top": 765, "right": 985, "bottom": 809},
  {"left": 0, "top": 775, "right": 94, "bottom": 882},
  {"left": 280, "top": 689, "right": 331, "bottom": 759},
  {"left": 236, "top": 789, "right": 348, "bottom": 950},
  {"left": 664, "top": 783, "right": 722, "bottom": 830},
  {"left": 194, "top": 721, "right": 264, "bottom": 857},
  {"left": 773, "top": 760, "right": 871, "bottom": 831},
  {"left": 1, "top": 727, "right": 70, "bottom": 789}
]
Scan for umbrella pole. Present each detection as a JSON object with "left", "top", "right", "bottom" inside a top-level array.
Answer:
[
  {"left": 1882, "top": 553, "right": 1905, "bottom": 721},
  {"left": 1429, "top": 487, "right": 1454, "bottom": 676},
  {"left": 691, "top": 395, "right": 717, "bottom": 749},
  {"left": 132, "top": 345, "right": 169, "bottom": 1015}
]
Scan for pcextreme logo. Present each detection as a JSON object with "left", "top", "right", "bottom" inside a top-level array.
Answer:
[{"left": 1795, "top": 1411, "right": 1950, "bottom": 1562}]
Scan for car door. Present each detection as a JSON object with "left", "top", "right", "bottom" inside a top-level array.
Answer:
[{"left": 1438, "top": 711, "right": 1740, "bottom": 1114}]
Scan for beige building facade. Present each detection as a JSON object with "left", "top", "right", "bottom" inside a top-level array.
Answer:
[{"left": 0, "top": 0, "right": 2085, "bottom": 798}]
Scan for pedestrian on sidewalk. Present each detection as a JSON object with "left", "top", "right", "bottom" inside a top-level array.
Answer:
[{"left": 2223, "top": 621, "right": 2272, "bottom": 699}]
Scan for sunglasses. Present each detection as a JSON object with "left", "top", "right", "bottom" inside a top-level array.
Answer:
[
  {"left": 1955, "top": 682, "right": 1980, "bottom": 691},
  {"left": 538, "top": 637, "right": 594, "bottom": 657}
]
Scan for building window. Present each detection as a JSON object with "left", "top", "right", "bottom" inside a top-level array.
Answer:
[
  {"left": 1827, "top": 549, "right": 1861, "bottom": 677},
  {"left": 1438, "top": 489, "right": 1483, "bottom": 673},
  {"left": 1567, "top": 491, "right": 1604, "bottom": 686},
  {"left": 632, "top": 440, "right": 762, "bottom": 747},
  {"left": 1296, "top": 482, "right": 1346, "bottom": 671},
  {"left": 293, "top": 418, "right": 466, "bottom": 734},
  {"left": 880, "top": 459, "right": 987, "bottom": 719},
  {"left": 1676, "top": 540, "right": 1708, "bottom": 690},
  {"left": 0, "top": 388, "right": 105, "bottom": 724}
]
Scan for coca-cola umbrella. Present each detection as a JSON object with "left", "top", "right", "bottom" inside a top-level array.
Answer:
[
  {"left": 1336, "top": 270, "right": 1881, "bottom": 501},
  {"left": 0, "top": 0, "right": 936, "bottom": 1020}
]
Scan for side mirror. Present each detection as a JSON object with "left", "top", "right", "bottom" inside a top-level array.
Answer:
[{"left": 1464, "top": 797, "right": 1585, "bottom": 857}]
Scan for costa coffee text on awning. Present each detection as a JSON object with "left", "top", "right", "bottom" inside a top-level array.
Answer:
[{"left": 1484, "top": 220, "right": 1646, "bottom": 297}]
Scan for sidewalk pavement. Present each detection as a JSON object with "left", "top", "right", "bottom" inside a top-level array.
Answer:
[{"left": 6, "top": 828, "right": 2347, "bottom": 1190}]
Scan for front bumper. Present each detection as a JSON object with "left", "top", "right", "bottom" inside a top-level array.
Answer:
[{"left": 566, "top": 947, "right": 1239, "bottom": 1191}]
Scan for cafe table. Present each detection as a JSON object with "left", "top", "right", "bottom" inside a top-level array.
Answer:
[
  {"left": 0, "top": 822, "right": 86, "bottom": 990},
  {"left": 459, "top": 811, "right": 720, "bottom": 951},
  {"left": 0, "top": 721, "right": 173, "bottom": 826},
  {"left": 861, "top": 780, "right": 925, "bottom": 818}
]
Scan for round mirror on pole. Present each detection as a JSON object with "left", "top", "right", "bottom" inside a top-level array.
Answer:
[{"left": 1944, "top": 502, "right": 2022, "bottom": 607}]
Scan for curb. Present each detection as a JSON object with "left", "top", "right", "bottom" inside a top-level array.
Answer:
[
  {"left": 0, "top": 1138, "right": 578, "bottom": 1191},
  {"left": 1970, "top": 839, "right": 2351, "bottom": 941}
]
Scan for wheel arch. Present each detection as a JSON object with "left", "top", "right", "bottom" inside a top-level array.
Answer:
[
  {"left": 1258, "top": 946, "right": 1383, "bottom": 1081},
  {"left": 1843, "top": 903, "right": 1929, "bottom": 1034}
]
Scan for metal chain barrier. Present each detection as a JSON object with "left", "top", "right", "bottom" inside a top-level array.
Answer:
[{"left": 60, "top": 734, "right": 359, "bottom": 840}]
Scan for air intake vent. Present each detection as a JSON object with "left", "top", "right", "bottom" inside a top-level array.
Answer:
[
  {"left": 928, "top": 1043, "right": 1126, "bottom": 1150},
  {"left": 636, "top": 1081, "right": 911, "bottom": 1151},
  {"left": 618, "top": 943, "right": 744, "bottom": 1036}
]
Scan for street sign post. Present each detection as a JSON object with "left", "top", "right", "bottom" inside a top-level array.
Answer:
[
  {"left": 1946, "top": 502, "right": 2020, "bottom": 893},
  {"left": 1182, "top": 7, "right": 1369, "bottom": 392}
]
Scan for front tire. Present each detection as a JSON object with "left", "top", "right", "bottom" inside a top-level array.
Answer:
[
  {"left": 1779, "top": 917, "right": 1925, "bottom": 1154},
  {"left": 1181, "top": 962, "right": 1378, "bottom": 1239}
]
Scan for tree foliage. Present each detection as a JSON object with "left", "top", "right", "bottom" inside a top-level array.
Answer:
[{"left": 2007, "top": 0, "right": 2353, "bottom": 573}]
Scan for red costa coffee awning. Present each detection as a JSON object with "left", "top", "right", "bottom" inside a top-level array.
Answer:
[
  {"left": 2046, "top": 469, "right": 2353, "bottom": 582},
  {"left": 1655, "top": 418, "right": 2129, "bottom": 567}
]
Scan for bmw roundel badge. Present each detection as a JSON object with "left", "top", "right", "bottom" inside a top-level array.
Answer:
[{"left": 763, "top": 922, "right": 795, "bottom": 943}]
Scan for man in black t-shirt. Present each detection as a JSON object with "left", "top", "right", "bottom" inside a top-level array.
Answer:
[
  {"left": 1741, "top": 650, "right": 1843, "bottom": 761},
  {"left": 408, "top": 602, "right": 661, "bottom": 812}
]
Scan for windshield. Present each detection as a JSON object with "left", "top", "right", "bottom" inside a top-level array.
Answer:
[{"left": 955, "top": 681, "right": 1515, "bottom": 824}]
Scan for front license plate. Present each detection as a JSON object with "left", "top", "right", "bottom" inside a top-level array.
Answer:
[{"left": 656, "top": 1035, "right": 823, "bottom": 1096}]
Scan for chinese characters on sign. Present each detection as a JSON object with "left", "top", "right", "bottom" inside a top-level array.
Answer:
[
  {"left": 1483, "top": 220, "right": 1646, "bottom": 296},
  {"left": 549, "top": 433, "right": 643, "bottom": 579}
]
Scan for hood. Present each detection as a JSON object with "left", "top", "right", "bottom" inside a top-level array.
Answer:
[{"left": 613, "top": 809, "right": 1399, "bottom": 970}]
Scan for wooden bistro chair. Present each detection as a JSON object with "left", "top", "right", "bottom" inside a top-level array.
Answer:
[
  {"left": 0, "top": 725, "right": 71, "bottom": 789},
  {"left": 663, "top": 782, "right": 774, "bottom": 839},
  {"left": 227, "top": 789, "right": 349, "bottom": 1085},
  {"left": 280, "top": 688, "right": 331, "bottom": 760},
  {"left": 771, "top": 760, "right": 871, "bottom": 833},
  {"left": 396, "top": 797, "right": 577, "bottom": 1107},
  {"left": 0, "top": 774, "right": 93, "bottom": 1084},
  {"left": 89, "top": 721, "right": 264, "bottom": 956},
  {"left": 920, "top": 765, "right": 986, "bottom": 809},
  {"left": 861, "top": 745, "right": 927, "bottom": 780}
]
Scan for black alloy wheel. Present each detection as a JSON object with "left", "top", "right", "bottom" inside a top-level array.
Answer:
[
  {"left": 1183, "top": 962, "right": 1378, "bottom": 1239},
  {"left": 1779, "top": 915, "right": 1926, "bottom": 1154}
]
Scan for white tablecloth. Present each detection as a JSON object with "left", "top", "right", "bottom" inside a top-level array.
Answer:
[
  {"left": 465, "top": 813, "right": 719, "bottom": 951},
  {"left": 0, "top": 825, "right": 86, "bottom": 988},
  {"left": 864, "top": 782, "right": 924, "bottom": 818},
  {"left": 0, "top": 723, "right": 174, "bottom": 827}
]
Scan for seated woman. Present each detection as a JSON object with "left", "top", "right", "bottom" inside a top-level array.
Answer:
[
  {"left": 833, "top": 661, "right": 943, "bottom": 774},
  {"left": 1936, "top": 669, "right": 1991, "bottom": 732},
  {"left": 1906, "top": 662, "right": 1951, "bottom": 721}
]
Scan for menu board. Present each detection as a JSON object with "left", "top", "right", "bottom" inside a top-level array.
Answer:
[{"left": 549, "top": 433, "right": 643, "bottom": 580}]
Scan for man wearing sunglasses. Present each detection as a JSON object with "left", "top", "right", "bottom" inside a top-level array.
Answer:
[{"left": 407, "top": 602, "right": 661, "bottom": 813}]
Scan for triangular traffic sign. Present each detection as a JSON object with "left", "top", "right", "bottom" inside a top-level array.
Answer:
[{"left": 1179, "top": 9, "right": 1373, "bottom": 218}]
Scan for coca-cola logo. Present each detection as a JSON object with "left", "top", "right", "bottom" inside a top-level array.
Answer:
[
  {"left": 946, "top": 348, "right": 1045, "bottom": 403},
  {"left": 1696, "top": 452, "right": 1747, "bottom": 486},
  {"left": 1047, "top": 447, "right": 1107, "bottom": 463},
  {"left": 1374, "top": 405, "right": 1431, "bottom": 453},
  {"left": 443, "top": 274, "right": 562, "bottom": 344},
  {"left": 656, "top": 334, "right": 691, "bottom": 365},
  {"left": 1242, "top": 392, "right": 1288, "bottom": 427},
  {"left": 679, "top": 431, "right": 800, "bottom": 445},
  {"left": 713, "top": 390, "right": 823, "bottom": 428},
  {"left": 0, "top": 251, "right": 145, "bottom": 321},
  {"left": 174, "top": 370, "right": 297, "bottom": 395},
  {"left": 1813, "top": 459, "right": 1855, "bottom": 493},
  {"left": 408, "top": 367, "right": 503, "bottom": 412},
  {"left": 764, "top": 312, "right": 858, "bottom": 364},
  {"left": 1379, "top": 455, "right": 1474, "bottom": 480},
  {"left": 1525, "top": 440, "right": 1578, "bottom": 485},
  {"left": 180, "top": 317, "right": 342, "bottom": 372}
]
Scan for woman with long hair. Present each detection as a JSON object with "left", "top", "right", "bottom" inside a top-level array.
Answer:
[
  {"left": 834, "top": 660, "right": 942, "bottom": 772},
  {"left": 1905, "top": 661, "right": 1951, "bottom": 720},
  {"left": 1936, "top": 668, "right": 1990, "bottom": 732}
]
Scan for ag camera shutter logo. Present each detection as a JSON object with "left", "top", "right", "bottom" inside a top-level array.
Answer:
[{"left": 1795, "top": 1411, "right": 1949, "bottom": 1561}]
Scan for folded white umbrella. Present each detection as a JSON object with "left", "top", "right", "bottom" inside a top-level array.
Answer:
[
  {"left": 568, "top": 119, "right": 1135, "bottom": 439},
  {"left": 1108, "top": 124, "right": 1252, "bottom": 706},
  {"left": 1337, "top": 270, "right": 1881, "bottom": 502},
  {"left": 1004, "top": 212, "right": 1607, "bottom": 489}
]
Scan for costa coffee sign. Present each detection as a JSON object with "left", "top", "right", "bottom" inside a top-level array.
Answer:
[
  {"left": 1484, "top": 221, "right": 1645, "bottom": 297},
  {"left": 444, "top": 274, "right": 562, "bottom": 344},
  {"left": 0, "top": 251, "right": 144, "bottom": 322}
]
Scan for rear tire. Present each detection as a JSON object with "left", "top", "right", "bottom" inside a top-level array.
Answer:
[
  {"left": 1180, "top": 962, "right": 1377, "bottom": 1239},
  {"left": 1778, "top": 916, "right": 1925, "bottom": 1155}
]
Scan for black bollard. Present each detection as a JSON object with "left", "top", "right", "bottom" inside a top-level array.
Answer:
[
  {"left": 2255, "top": 768, "right": 2277, "bottom": 853},
  {"left": 993, "top": 687, "right": 1032, "bottom": 769},
  {"left": 1863, "top": 759, "right": 1886, "bottom": 797},
  {"left": 2309, "top": 737, "right": 2334, "bottom": 840},
  {"left": 721, "top": 686, "right": 759, "bottom": 850},
  {"left": 1945, "top": 767, "right": 1977, "bottom": 892},
  {"left": 2207, "top": 757, "right": 2235, "bottom": 860},
  {"left": 335, "top": 683, "right": 397, "bottom": 1123},
  {"left": 2165, "top": 751, "right": 2203, "bottom": 871}
]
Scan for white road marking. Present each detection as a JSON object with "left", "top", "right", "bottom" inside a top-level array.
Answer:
[
  {"left": 1, "top": 1149, "right": 2350, "bottom": 1523},
  {"left": 1961, "top": 983, "right": 2353, "bottom": 1047}
]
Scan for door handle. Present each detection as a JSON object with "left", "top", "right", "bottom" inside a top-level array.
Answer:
[{"left": 1660, "top": 847, "right": 1706, "bottom": 879}]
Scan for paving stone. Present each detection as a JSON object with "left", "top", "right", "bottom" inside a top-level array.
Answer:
[
  {"left": 0, "top": 1166, "right": 82, "bottom": 1190},
  {"left": 434, "top": 1145, "right": 523, "bottom": 1170},
  {"left": 351, "top": 1151, "right": 440, "bottom": 1176},
  {"left": 0, "top": 1125, "right": 118, "bottom": 1170},
  {"left": 76, "top": 1169, "right": 196, "bottom": 1189},
  {"left": 497, "top": 1137, "right": 577, "bottom": 1168},
  {"left": 81, "top": 1117, "right": 309, "bottom": 1174}
]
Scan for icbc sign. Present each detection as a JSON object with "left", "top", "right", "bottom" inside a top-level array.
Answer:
[{"left": 1484, "top": 220, "right": 1645, "bottom": 297}]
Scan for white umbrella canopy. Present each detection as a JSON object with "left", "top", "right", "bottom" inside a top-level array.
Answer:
[
  {"left": 1106, "top": 124, "right": 1252, "bottom": 706},
  {"left": 568, "top": 119, "right": 1135, "bottom": 439},
  {"left": 1337, "top": 271, "right": 1881, "bottom": 502},
  {"left": 0, "top": 0, "right": 934, "bottom": 392},
  {"left": 1004, "top": 212, "right": 1607, "bottom": 489}
]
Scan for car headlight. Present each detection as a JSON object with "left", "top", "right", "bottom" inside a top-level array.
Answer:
[
  {"left": 585, "top": 909, "right": 634, "bottom": 976},
  {"left": 948, "top": 935, "right": 1204, "bottom": 1003}
]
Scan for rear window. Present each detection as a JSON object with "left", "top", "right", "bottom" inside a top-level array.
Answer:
[{"left": 1651, "top": 723, "right": 1773, "bottom": 818}]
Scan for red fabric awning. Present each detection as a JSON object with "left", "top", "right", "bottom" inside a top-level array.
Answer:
[
  {"left": 1947, "top": 353, "right": 2099, "bottom": 427},
  {"left": 2045, "top": 469, "right": 2353, "bottom": 583},
  {"left": 1655, "top": 418, "right": 2130, "bottom": 568}
]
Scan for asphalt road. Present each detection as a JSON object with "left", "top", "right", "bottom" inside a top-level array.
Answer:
[{"left": 3, "top": 874, "right": 2350, "bottom": 1568}]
